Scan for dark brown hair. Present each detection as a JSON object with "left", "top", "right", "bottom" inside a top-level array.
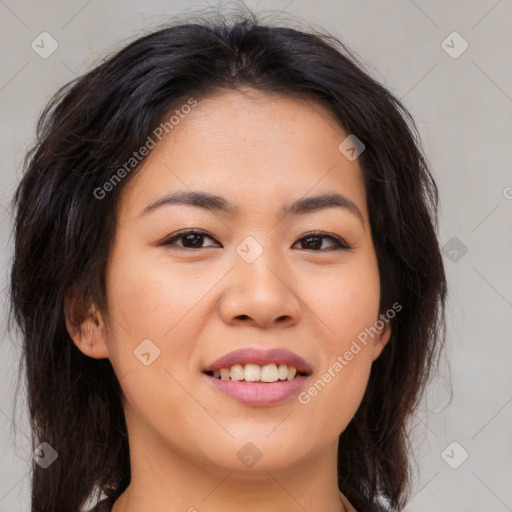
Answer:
[{"left": 8, "top": 7, "right": 446, "bottom": 512}]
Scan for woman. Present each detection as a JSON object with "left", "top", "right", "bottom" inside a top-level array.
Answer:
[{"left": 9, "top": 8, "right": 446, "bottom": 512}]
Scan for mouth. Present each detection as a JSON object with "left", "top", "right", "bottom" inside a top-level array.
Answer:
[
  {"left": 201, "top": 348, "right": 312, "bottom": 405},
  {"left": 203, "top": 363, "right": 309, "bottom": 382}
]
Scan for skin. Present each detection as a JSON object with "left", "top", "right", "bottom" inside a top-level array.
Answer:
[{"left": 66, "top": 88, "right": 390, "bottom": 512}]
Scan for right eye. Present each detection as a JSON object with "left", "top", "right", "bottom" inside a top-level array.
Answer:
[{"left": 160, "top": 229, "right": 221, "bottom": 250}]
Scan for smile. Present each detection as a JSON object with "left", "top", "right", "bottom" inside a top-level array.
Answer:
[
  {"left": 205, "top": 363, "right": 307, "bottom": 382},
  {"left": 201, "top": 347, "right": 313, "bottom": 405}
]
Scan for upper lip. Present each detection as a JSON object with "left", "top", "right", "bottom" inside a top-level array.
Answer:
[{"left": 202, "top": 348, "right": 313, "bottom": 374}]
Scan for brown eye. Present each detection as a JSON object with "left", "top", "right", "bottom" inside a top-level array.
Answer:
[
  {"left": 294, "top": 232, "right": 351, "bottom": 251},
  {"left": 161, "top": 230, "right": 220, "bottom": 249},
  {"left": 160, "top": 229, "right": 351, "bottom": 251}
]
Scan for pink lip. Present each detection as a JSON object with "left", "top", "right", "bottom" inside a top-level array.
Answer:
[
  {"left": 202, "top": 348, "right": 313, "bottom": 374},
  {"left": 203, "top": 374, "right": 311, "bottom": 406},
  {"left": 201, "top": 348, "right": 313, "bottom": 406}
]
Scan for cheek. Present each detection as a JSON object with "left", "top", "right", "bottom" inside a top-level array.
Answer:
[
  {"left": 105, "top": 238, "right": 212, "bottom": 340},
  {"left": 103, "top": 244, "right": 208, "bottom": 444},
  {"left": 297, "top": 258, "right": 380, "bottom": 430},
  {"left": 310, "top": 255, "right": 381, "bottom": 345},
  {"left": 297, "top": 322, "right": 375, "bottom": 442},
  {"left": 102, "top": 237, "right": 199, "bottom": 382}
]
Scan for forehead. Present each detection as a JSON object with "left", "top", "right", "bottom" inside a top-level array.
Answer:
[{"left": 118, "top": 88, "right": 369, "bottom": 223}]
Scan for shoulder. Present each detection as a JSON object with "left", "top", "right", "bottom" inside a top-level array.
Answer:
[
  {"left": 349, "top": 494, "right": 392, "bottom": 512},
  {"left": 85, "top": 496, "right": 116, "bottom": 512},
  {"left": 85, "top": 494, "right": 390, "bottom": 512}
]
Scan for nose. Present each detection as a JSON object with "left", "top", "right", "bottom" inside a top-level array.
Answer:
[{"left": 218, "top": 247, "right": 302, "bottom": 329}]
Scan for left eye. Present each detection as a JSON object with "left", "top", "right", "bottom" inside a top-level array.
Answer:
[
  {"left": 161, "top": 230, "right": 351, "bottom": 251},
  {"left": 293, "top": 231, "right": 351, "bottom": 251}
]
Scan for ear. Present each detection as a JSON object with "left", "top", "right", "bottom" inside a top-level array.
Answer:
[
  {"left": 64, "top": 287, "right": 109, "bottom": 359},
  {"left": 371, "top": 317, "right": 392, "bottom": 362}
]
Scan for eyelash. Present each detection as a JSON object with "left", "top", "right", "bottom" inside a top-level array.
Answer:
[{"left": 160, "top": 229, "right": 352, "bottom": 252}]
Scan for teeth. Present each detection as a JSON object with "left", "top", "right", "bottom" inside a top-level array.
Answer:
[
  {"left": 261, "top": 363, "right": 278, "bottom": 382},
  {"left": 287, "top": 366, "right": 297, "bottom": 380},
  {"left": 210, "top": 363, "right": 303, "bottom": 381},
  {"left": 244, "top": 364, "right": 260, "bottom": 382},
  {"left": 230, "top": 364, "right": 244, "bottom": 381}
]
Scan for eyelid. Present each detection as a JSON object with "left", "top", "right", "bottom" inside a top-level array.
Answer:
[
  {"left": 159, "top": 229, "right": 219, "bottom": 248},
  {"left": 295, "top": 230, "right": 352, "bottom": 250},
  {"left": 159, "top": 229, "right": 353, "bottom": 251}
]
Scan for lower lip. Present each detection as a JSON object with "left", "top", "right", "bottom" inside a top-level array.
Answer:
[{"left": 203, "top": 373, "right": 310, "bottom": 406}]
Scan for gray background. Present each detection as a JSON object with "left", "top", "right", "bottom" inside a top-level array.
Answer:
[{"left": 1, "top": 1, "right": 511, "bottom": 511}]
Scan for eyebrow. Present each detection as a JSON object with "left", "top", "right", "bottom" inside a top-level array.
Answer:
[{"left": 140, "top": 190, "right": 364, "bottom": 225}]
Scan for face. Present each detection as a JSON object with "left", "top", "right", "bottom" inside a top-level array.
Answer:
[{"left": 72, "top": 88, "right": 390, "bottom": 475}]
